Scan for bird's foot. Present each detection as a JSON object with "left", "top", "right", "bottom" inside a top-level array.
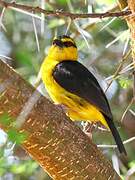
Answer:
[
  {"left": 55, "top": 103, "right": 68, "bottom": 113},
  {"left": 82, "top": 122, "right": 95, "bottom": 140}
]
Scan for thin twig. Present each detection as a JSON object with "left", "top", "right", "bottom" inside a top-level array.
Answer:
[
  {"left": 122, "top": 33, "right": 130, "bottom": 55},
  {"left": 0, "top": 54, "right": 12, "bottom": 60},
  {"left": 0, "top": 7, "right": 7, "bottom": 31},
  {"left": 105, "top": 49, "right": 131, "bottom": 92},
  {"left": 100, "top": 17, "right": 117, "bottom": 32},
  {"left": 129, "top": 109, "right": 135, "bottom": 116},
  {"left": 0, "top": 0, "right": 131, "bottom": 19},
  {"left": 65, "top": 18, "right": 72, "bottom": 35},
  {"left": 67, "top": 0, "right": 91, "bottom": 49},
  {"left": 40, "top": 0, "right": 45, "bottom": 35},
  {"left": 74, "top": 20, "right": 91, "bottom": 49},
  {"left": 133, "top": 70, "right": 135, "bottom": 100},
  {"left": 97, "top": 136, "right": 135, "bottom": 148},
  {"left": 106, "top": 30, "right": 129, "bottom": 48},
  {"left": 121, "top": 98, "right": 134, "bottom": 122},
  {"left": 32, "top": 14, "right": 40, "bottom": 52}
]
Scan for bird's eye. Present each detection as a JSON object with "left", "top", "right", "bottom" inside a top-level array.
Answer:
[
  {"left": 53, "top": 39, "right": 63, "bottom": 47},
  {"left": 63, "top": 41, "right": 77, "bottom": 48}
]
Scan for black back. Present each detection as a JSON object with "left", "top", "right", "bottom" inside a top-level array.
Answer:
[{"left": 53, "top": 60, "right": 113, "bottom": 120}]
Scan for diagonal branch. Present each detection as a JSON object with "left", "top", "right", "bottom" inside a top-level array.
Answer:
[
  {"left": 0, "top": 59, "right": 120, "bottom": 179},
  {"left": 0, "top": 0, "right": 131, "bottom": 19},
  {"left": 118, "top": 0, "right": 135, "bottom": 99}
]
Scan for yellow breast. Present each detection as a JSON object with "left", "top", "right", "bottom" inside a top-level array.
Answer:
[{"left": 41, "top": 56, "right": 65, "bottom": 103}]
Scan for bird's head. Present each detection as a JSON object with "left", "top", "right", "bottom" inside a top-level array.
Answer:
[{"left": 48, "top": 35, "right": 78, "bottom": 61}]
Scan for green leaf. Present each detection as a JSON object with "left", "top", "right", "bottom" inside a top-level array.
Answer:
[
  {"left": 15, "top": 51, "right": 33, "bottom": 67},
  {"left": 48, "top": 19, "right": 65, "bottom": 28},
  {"left": 56, "top": 0, "right": 69, "bottom": 6},
  {"left": 25, "top": 161, "right": 38, "bottom": 175},
  {"left": 0, "top": 167, "right": 6, "bottom": 176},
  {"left": 98, "top": 0, "right": 114, "bottom": 5},
  {"left": 10, "top": 164, "right": 26, "bottom": 174},
  {"left": 7, "top": 129, "right": 27, "bottom": 145},
  {"left": 10, "top": 160, "right": 38, "bottom": 175},
  {"left": 129, "top": 160, "right": 135, "bottom": 168},
  {"left": 0, "top": 157, "right": 6, "bottom": 168},
  {"left": 0, "top": 113, "right": 11, "bottom": 126},
  {"left": 0, "top": 149, "right": 4, "bottom": 159},
  {"left": 118, "top": 77, "right": 132, "bottom": 89}
]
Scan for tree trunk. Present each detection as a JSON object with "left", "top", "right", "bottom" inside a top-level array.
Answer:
[
  {"left": 118, "top": 0, "right": 135, "bottom": 161},
  {"left": 127, "top": 2, "right": 135, "bottom": 103},
  {"left": 0, "top": 60, "right": 119, "bottom": 179},
  {"left": 127, "top": 0, "right": 135, "bottom": 70}
]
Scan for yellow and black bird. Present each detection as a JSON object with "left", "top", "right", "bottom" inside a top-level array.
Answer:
[{"left": 41, "top": 35, "right": 126, "bottom": 155}]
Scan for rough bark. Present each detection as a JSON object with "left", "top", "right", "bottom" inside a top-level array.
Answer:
[
  {"left": 125, "top": 0, "right": 135, "bottom": 97},
  {"left": 117, "top": 0, "right": 135, "bottom": 123},
  {"left": 118, "top": 0, "right": 135, "bottom": 68},
  {"left": 117, "top": 0, "right": 128, "bottom": 9},
  {"left": 127, "top": 0, "right": 135, "bottom": 69},
  {"left": 127, "top": 1, "right": 135, "bottom": 103},
  {"left": 0, "top": 60, "right": 119, "bottom": 179},
  {"left": 118, "top": 0, "right": 135, "bottom": 159}
]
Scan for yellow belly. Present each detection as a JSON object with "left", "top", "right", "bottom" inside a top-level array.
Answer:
[{"left": 41, "top": 58, "right": 108, "bottom": 128}]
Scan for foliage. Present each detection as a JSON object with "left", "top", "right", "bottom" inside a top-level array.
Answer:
[{"left": 0, "top": 0, "right": 134, "bottom": 179}]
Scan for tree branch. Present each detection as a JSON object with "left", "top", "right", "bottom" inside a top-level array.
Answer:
[
  {"left": 0, "top": 59, "right": 120, "bottom": 179},
  {"left": 120, "top": 0, "right": 135, "bottom": 100},
  {"left": 116, "top": 0, "right": 135, "bottom": 109},
  {"left": 118, "top": 0, "right": 135, "bottom": 158},
  {"left": 0, "top": 0, "right": 131, "bottom": 19}
]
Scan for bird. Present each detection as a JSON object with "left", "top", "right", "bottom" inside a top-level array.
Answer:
[{"left": 40, "top": 35, "right": 126, "bottom": 155}]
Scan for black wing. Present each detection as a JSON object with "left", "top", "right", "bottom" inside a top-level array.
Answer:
[
  {"left": 53, "top": 60, "right": 113, "bottom": 120},
  {"left": 53, "top": 60, "right": 127, "bottom": 155}
]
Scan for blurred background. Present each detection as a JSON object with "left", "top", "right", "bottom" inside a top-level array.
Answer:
[{"left": 0, "top": 0, "right": 134, "bottom": 179}]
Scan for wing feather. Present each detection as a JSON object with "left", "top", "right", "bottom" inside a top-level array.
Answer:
[{"left": 53, "top": 60, "right": 113, "bottom": 120}]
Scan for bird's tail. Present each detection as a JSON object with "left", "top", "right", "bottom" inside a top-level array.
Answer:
[{"left": 104, "top": 115, "right": 127, "bottom": 155}]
